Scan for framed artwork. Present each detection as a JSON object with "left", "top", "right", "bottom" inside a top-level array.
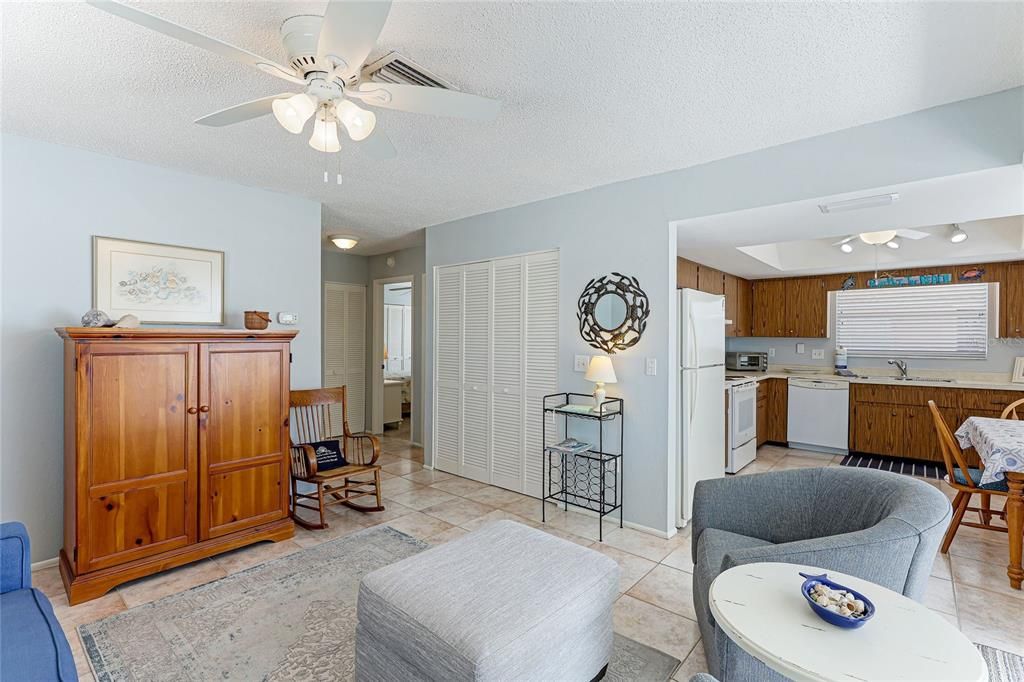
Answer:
[
  {"left": 1012, "top": 357, "right": 1024, "bottom": 385},
  {"left": 93, "top": 236, "right": 224, "bottom": 325}
]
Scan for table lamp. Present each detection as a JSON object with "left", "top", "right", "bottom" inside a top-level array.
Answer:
[{"left": 585, "top": 355, "right": 617, "bottom": 410}]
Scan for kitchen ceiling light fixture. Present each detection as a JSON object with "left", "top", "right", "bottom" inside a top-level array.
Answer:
[
  {"left": 857, "top": 230, "right": 899, "bottom": 245},
  {"left": 818, "top": 193, "right": 900, "bottom": 214},
  {"left": 839, "top": 242, "right": 854, "bottom": 254},
  {"left": 950, "top": 224, "right": 969, "bottom": 243},
  {"left": 330, "top": 235, "right": 359, "bottom": 250},
  {"left": 87, "top": 0, "right": 502, "bottom": 164},
  {"left": 885, "top": 237, "right": 900, "bottom": 249}
]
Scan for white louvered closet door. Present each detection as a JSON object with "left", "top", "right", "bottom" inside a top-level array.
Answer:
[
  {"left": 434, "top": 267, "right": 462, "bottom": 474},
  {"left": 490, "top": 256, "right": 524, "bottom": 491},
  {"left": 523, "top": 252, "right": 559, "bottom": 498},
  {"left": 323, "top": 282, "right": 366, "bottom": 433},
  {"left": 460, "top": 261, "right": 492, "bottom": 482}
]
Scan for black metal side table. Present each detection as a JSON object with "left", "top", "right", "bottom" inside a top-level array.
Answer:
[{"left": 541, "top": 392, "right": 623, "bottom": 541}]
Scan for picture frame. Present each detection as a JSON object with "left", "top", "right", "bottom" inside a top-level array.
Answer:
[
  {"left": 93, "top": 236, "right": 224, "bottom": 325},
  {"left": 1012, "top": 357, "right": 1024, "bottom": 385}
]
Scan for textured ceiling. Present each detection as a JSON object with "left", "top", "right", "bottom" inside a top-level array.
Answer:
[{"left": 3, "top": 2, "right": 1022, "bottom": 254}]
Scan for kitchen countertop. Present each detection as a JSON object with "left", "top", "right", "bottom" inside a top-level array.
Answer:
[{"left": 725, "top": 367, "right": 1024, "bottom": 392}]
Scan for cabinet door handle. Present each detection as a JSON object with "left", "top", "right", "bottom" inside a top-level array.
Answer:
[
  {"left": 187, "top": 406, "right": 198, "bottom": 415},
  {"left": 199, "top": 405, "right": 210, "bottom": 413}
]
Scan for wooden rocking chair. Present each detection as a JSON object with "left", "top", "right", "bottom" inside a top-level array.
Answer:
[{"left": 289, "top": 386, "right": 384, "bottom": 530}]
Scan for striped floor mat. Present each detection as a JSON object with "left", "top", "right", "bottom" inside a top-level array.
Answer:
[{"left": 839, "top": 453, "right": 944, "bottom": 480}]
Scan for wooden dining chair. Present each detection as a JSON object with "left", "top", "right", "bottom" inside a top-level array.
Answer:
[
  {"left": 288, "top": 386, "right": 384, "bottom": 530},
  {"left": 1001, "top": 398, "right": 1024, "bottom": 420},
  {"left": 928, "top": 400, "right": 1009, "bottom": 553}
]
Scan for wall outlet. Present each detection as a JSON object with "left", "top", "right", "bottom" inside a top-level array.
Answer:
[
  {"left": 796, "top": 343, "right": 806, "bottom": 354},
  {"left": 574, "top": 355, "right": 590, "bottom": 372},
  {"left": 811, "top": 349, "right": 825, "bottom": 360},
  {"left": 768, "top": 347, "right": 776, "bottom": 358},
  {"left": 277, "top": 312, "right": 297, "bottom": 325},
  {"left": 645, "top": 358, "right": 657, "bottom": 376}
]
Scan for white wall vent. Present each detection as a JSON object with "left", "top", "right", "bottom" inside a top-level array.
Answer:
[{"left": 361, "top": 52, "right": 455, "bottom": 90}]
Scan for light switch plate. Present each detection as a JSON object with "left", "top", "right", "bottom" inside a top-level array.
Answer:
[
  {"left": 812, "top": 349, "right": 825, "bottom": 360},
  {"left": 645, "top": 358, "right": 657, "bottom": 376},
  {"left": 574, "top": 355, "right": 590, "bottom": 372},
  {"left": 796, "top": 343, "right": 806, "bottom": 354},
  {"left": 277, "top": 312, "right": 297, "bottom": 325},
  {"left": 768, "top": 347, "right": 776, "bottom": 358}
]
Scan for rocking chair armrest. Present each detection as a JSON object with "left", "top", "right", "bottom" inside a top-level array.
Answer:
[
  {"left": 293, "top": 444, "right": 319, "bottom": 478},
  {"left": 345, "top": 432, "right": 382, "bottom": 466}
]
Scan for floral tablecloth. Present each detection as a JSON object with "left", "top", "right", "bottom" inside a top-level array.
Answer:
[{"left": 955, "top": 417, "right": 1024, "bottom": 485}]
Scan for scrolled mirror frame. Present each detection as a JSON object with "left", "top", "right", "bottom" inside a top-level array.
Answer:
[{"left": 577, "top": 272, "right": 651, "bottom": 354}]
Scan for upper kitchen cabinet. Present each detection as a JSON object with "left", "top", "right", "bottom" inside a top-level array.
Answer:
[
  {"left": 752, "top": 279, "right": 786, "bottom": 337},
  {"left": 725, "top": 274, "right": 753, "bottom": 337},
  {"left": 676, "top": 257, "right": 699, "bottom": 290},
  {"left": 786, "top": 277, "right": 828, "bottom": 338},
  {"left": 1001, "top": 261, "right": 1023, "bottom": 338},
  {"left": 697, "top": 264, "right": 725, "bottom": 295}
]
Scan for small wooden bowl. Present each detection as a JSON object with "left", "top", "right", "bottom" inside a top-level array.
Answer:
[{"left": 244, "top": 311, "right": 271, "bottom": 330}]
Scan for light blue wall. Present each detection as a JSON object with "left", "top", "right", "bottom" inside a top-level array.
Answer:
[
  {"left": 1, "top": 135, "right": 323, "bottom": 561},
  {"left": 425, "top": 87, "right": 1024, "bottom": 536}
]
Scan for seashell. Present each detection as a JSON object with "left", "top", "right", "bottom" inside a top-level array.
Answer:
[
  {"left": 81, "top": 309, "right": 112, "bottom": 327},
  {"left": 838, "top": 605, "right": 852, "bottom": 617},
  {"left": 113, "top": 314, "right": 140, "bottom": 328},
  {"left": 815, "top": 595, "right": 830, "bottom": 607},
  {"left": 851, "top": 599, "right": 865, "bottom": 613}
]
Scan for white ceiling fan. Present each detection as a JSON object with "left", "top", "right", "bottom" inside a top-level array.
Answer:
[
  {"left": 831, "top": 228, "right": 931, "bottom": 252},
  {"left": 86, "top": 1, "right": 502, "bottom": 161}
]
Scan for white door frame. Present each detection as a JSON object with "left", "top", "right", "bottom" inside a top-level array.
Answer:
[{"left": 371, "top": 275, "right": 416, "bottom": 435}]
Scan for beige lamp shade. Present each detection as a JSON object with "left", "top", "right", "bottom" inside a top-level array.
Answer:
[{"left": 585, "top": 355, "right": 617, "bottom": 384}]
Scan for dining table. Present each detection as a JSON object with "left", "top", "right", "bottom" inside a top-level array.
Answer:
[{"left": 954, "top": 415, "right": 1024, "bottom": 590}]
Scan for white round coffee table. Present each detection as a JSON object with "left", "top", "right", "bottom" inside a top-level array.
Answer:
[{"left": 708, "top": 562, "right": 986, "bottom": 682}]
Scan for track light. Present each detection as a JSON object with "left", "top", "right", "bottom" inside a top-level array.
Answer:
[
  {"left": 950, "top": 224, "right": 968, "bottom": 244},
  {"left": 840, "top": 242, "right": 854, "bottom": 254},
  {"left": 885, "top": 238, "right": 900, "bottom": 249}
]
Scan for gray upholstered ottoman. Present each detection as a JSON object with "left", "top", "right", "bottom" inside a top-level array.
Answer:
[{"left": 355, "top": 520, "right": 620, "bottom": 682}]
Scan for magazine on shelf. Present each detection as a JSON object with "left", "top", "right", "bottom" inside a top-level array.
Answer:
[{"left": 545, "top": 437, "right": 593, "bottom": 455}]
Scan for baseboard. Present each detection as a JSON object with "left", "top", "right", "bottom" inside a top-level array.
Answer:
[
  {"left": 549, "top": 504, "right": 677, "bottom": 539},
  {"left": 32, "top": 557, "right": 58, "bottom": 571}
]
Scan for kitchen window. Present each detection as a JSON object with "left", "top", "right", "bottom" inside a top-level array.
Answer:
[{"left": 834, "top": 282, "right": 997, "bottom": 359}]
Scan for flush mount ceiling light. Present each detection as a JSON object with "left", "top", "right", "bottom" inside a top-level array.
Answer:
[
  {"left": 950, "top": 224, "right": 969, "bottom": 243},
  {"left": 818, "top": 193, "right": 900, "bottom": 214},
  {"left": 330, "top": 235, "right": 359, "bottom": 250}
]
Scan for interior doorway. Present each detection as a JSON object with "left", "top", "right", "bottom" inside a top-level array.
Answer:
[{"left": 371, "top": 276, "right": 416, "bottom": 444}]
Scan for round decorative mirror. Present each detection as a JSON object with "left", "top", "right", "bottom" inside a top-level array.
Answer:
[
  {"left": 593, "top": 292, "right": 628, "bottom": 331},
  {"left": 577, "top": 273, "right": 650, "bottom": 354}
]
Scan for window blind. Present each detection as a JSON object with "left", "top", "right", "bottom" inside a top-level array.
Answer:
[{"left": 834, "top": 283, "right": 994, "bottom": 359}]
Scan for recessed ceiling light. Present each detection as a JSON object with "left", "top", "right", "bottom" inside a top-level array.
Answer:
[
  {"left": 818, "top": 193, "right": 900, "bottom": 214},
  {"left": 840, "top": 242, "right": 854, "bottom": 254},
  {"left": 885, "top": 238, "right": 900, "bottom": 249},
  {"left": 949, "top": 224, "right": 968, "bottom": 244},
  {"left": 330, "top": 235, "right": 359, "bottom": 250}
]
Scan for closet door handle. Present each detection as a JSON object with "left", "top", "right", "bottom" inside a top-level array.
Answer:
[
  {"left": 199, "top": 405, "right": 210, "bottom": 413},
  {"left": 187, "top": 406, "right": 198, "bottom": 415}
]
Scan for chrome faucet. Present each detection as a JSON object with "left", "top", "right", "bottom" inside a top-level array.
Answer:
[{"left": 888, "top": 359, "right": 909, "bottom": 379}]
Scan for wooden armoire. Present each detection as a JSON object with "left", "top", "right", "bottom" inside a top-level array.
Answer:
[{"left": 56, "top": 327, "right": 297, "bottom": 604}]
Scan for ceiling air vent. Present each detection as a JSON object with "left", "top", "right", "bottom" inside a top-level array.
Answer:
[{"left": 361, "top": 52, "right": 456, "bottom": 90}]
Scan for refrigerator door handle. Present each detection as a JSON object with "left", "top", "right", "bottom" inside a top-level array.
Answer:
[
  {"left": 688, "top": 310, "right": 698, "bottom": 369},
  {"left": 689, "top": 371, "right": 698, "bottom": 425}
]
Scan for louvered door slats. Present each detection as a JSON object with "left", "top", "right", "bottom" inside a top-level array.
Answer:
[{"left": 461, "top": 263, "right": 491, "bottom": 482}]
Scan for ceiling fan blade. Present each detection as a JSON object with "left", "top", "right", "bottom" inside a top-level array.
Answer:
[
  {"left": 354, "top": 82, "right": 502, "bottom": 120},
  {"left": 318, "top": 0, "right": 392, "bottom": 76},
  {"left": 830, "top": 236, "right": 856, "bottom": 246},
  {"left": 86, "top": 1, "right": 303, "bottom": 84},
  {"left": 195, "top": 94, "right": 292, "bottom": 127},
  {"left": 358, "top": 128, "right": 397, "bottom": 160},
  {"left": 895, "top": 229, "right": 931, "bottom": 240}
]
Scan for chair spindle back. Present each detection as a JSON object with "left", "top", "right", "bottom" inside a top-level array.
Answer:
[
  {"left": 1001, "top": 398, "right": 1024, "bottom": 420},
  {"left": 928, "top": 400, "right": 975, "bottom": 488}
]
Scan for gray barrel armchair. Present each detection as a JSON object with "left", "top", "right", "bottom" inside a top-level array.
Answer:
[{"left": 691, "top": 467, "right": 951, "bottom": 682}]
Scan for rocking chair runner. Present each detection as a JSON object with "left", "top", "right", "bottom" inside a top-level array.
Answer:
[{"left": 289, "top": 386, "right": 384, "bottom": 530}]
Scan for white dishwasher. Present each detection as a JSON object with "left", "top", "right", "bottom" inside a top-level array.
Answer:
[{"left": 787, "top": 378, "right": 849, "bottom": 455}]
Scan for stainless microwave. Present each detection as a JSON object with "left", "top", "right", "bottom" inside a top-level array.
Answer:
[{"left": 726, "top": 352, "right": 768, "bottom": 372}]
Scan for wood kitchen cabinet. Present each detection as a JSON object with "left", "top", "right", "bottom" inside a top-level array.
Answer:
[
  {"left": 766, "top": 378, "right": 788, "bottom": 443},
  {"left": 786, "top": 277, "right": 828, "bottom": 338},
  {"left": 756, "top": 380, "right": 769, "bottom": 447},
  {"left": 734, "top": 277, "right": 753, "bottom": 337},
  {"left": 697, "top": 264, "right": 725, "bottom": 295},
  {"left": 753, "top": 280, "right": 786, "bottom": 337},
  {"left": 676, "top": 258, "right": 699, "bottom": 290},
  {"left": 1004, "top": 261, "right": 1024, "bottom": 338},
  {"left": 57, "top": 328, "right": 296, "bottom": 604}
]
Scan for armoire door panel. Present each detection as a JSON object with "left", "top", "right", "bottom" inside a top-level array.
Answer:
[
  {"left": 200, "top": 342, "right": 289, "bottom": 539},
  {"left": 206, "top": 461, "right": 285, "bottom": 537},
  {"left": 79, "top": 342, "right": 198, "bottom": 571}
]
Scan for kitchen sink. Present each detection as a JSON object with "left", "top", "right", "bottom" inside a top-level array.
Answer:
[{"left": 856, "top": 375, "right": 957, "bottom": 383}]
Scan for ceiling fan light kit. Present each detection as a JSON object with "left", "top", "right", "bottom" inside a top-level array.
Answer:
[
  {"left": 87, "top": 0, "right": 502, "bottom": 167},
  {"left": 857, "top": 229, "right": 898, "bottom": 245}
]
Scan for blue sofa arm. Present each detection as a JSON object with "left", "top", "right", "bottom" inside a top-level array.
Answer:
[{"left": 1, "top": 521, "right": 32, "bottom": 593}]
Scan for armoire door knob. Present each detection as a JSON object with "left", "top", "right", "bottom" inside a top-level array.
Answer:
[
  {"left": 199, "top": 405, "right": 210, "bottom": 413},
  {"left": 187, "top": 407, "right": 198, "bottom": 415}
]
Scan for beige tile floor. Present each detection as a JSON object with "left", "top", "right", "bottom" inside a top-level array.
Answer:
[{"left": 41, "top": 438, "right": 1024, "bottom": 681}]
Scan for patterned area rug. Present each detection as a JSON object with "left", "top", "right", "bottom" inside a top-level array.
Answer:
[
  {"left": 81, "top": 526, "right": 679, "bottom": 681},
  {"left": 979, "top": 644, "right": 1024, "bottom": 682},
  {"left": 839, "top": 453, "right": 944, "bottom": 480}
]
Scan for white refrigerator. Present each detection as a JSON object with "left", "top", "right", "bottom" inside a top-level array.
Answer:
[{"left": 678, "top": 288, "right": 726, "bottom": 526}]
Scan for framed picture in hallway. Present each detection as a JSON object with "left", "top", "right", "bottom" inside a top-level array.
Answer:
[{"left": 93, "top": 236, "right": 225, "bottom": 325}]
